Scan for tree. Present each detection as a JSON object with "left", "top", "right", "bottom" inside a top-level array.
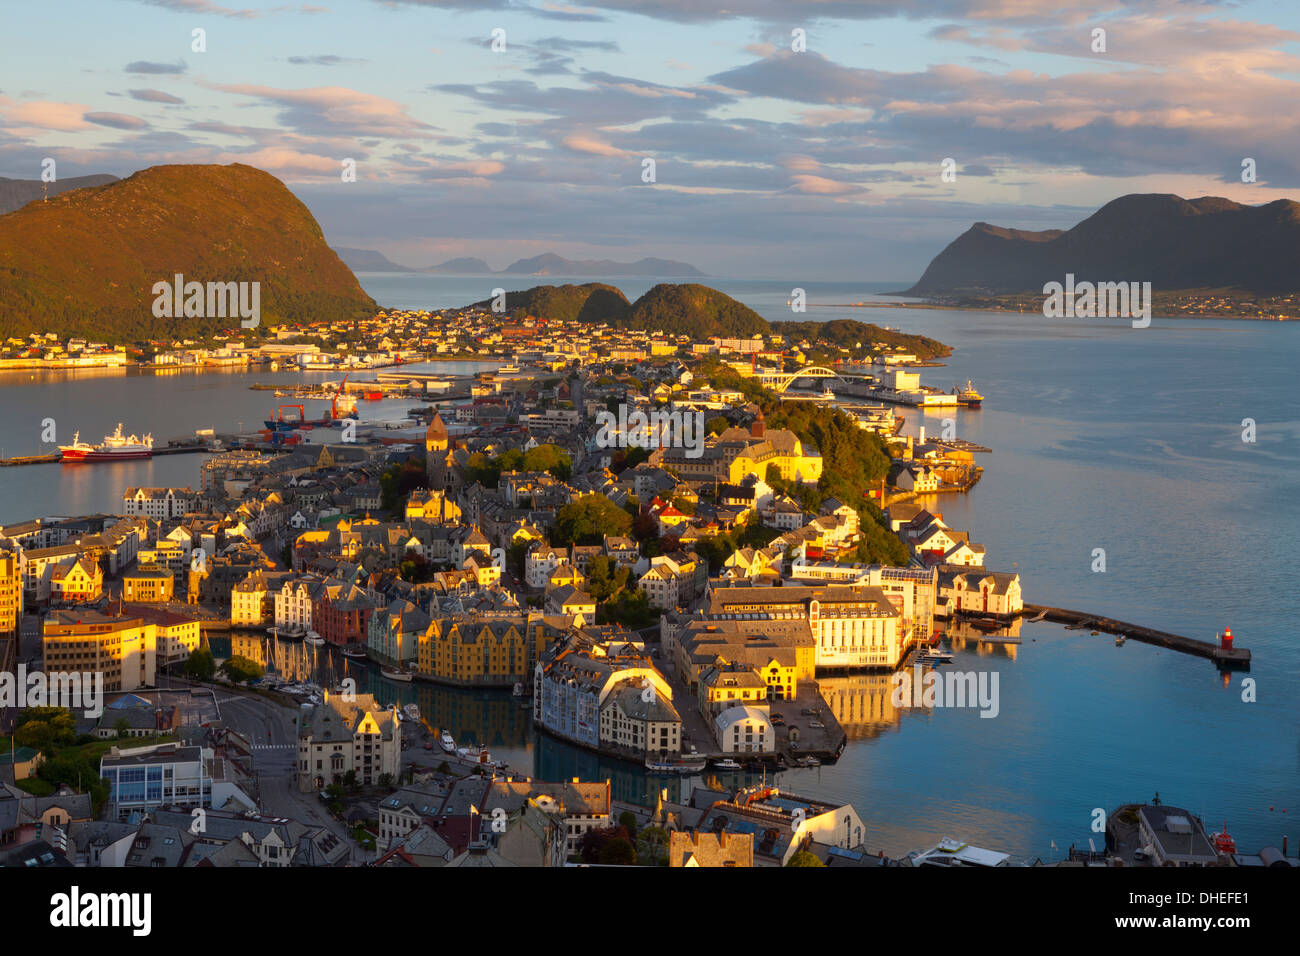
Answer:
[
  {"left": 598, "top": 837, "right": 637, "bottom": 866},
  {"left": 553, "top": 494, "right": 632, "bottom": 546},
  {"left": 786, "top": 850, "right": 825, "bottom": 867},
  {"left": 183, "top": 647, "right": 216, "bottom": 681},
  {"left": 14, "top": 708, "right": 77, "bottom": 754},
  {"left": 618, "top": 811, "right": 639, "bottom": 840},
  {"left": 114, "top": 717, "right": 131, "bottom": 740},
  {"left": 221, "top": 655, "right": 264, "bottom": 685},
  {"left": 706, "top": 415, "right": 730, "bottom": 436},
  {"left": 581, "top": 825, "right": 636, "bottom": 864}
]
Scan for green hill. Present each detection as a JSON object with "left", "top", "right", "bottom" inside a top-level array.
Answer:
[
  {"left": 624, "top": 283, "right": 767, "bottom": 337},
  {"left": 0, "top": 163, "right": 376, "bottom": 341},
  {"left": 475, "top": 283, "right": 631, "bottom": 323}
]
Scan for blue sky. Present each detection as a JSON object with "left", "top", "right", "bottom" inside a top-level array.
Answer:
[{"left": 4, "top": 0, "right": 1300, "bottom": 279}]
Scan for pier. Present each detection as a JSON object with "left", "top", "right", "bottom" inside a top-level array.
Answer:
[{"left": 1022, "top": 604, "right": 1251, "bottom": 667}]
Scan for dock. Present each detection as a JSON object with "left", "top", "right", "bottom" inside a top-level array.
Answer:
[
  {"left": 1022, "top": 603, "right": 1250, "bottom": 668},
  {"left": 0, "top": 453, "right": 61, "bottom": 467}
]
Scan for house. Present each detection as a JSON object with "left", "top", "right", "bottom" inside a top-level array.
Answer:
[{"left": 669, "top": 831, "right": 753, "bottom": 867}]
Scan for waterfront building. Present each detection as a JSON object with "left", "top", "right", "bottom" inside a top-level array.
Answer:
[
  {"left": 296, "top": 690, "right": 400, "bottom": 792},
  {"left": 122, "top": 487, "right": 198, "bottom": 520},
  {"left": 713, "top": 705, "right": 774, "bottom": 754},
  {"left": 274, "top": 576, "right": 316, "bottom": 633},
  {"left": 311, "top": 578, "right": 376, "bottom": 646},
  {"left": 231, "top": 571, "right": 272, "bottom": 626},
  {"left": 598, "top": 678, "right": 683, "bottom": 756},
  {"left": 707, "top": 584, "right": 905, "bottom": 670},
  {"left": 936, "top": 567, "right": 1023, "bottom": 618},
  {"left": 43, "top": 609, "right": 158, "bottom": 691},
  {"left": 417, "top": 612, "right": 545, "bottom": 687},
  {"left": 367, "top": 598, "right": 428, "bottom": 666}
]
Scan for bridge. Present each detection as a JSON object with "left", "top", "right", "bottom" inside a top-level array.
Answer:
[{"left": 754, "top": 365, "right": 871, "bottom": 393}]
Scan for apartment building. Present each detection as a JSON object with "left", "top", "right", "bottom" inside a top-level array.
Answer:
[{"left": 43, "top": 610, "right": 158, "bottom": 691}]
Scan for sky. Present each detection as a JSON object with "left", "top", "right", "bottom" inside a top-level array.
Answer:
[{"left": 3, "top": 0, "right": 1300, "bottom": 280}]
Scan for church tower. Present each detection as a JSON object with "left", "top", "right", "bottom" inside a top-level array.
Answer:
[{"left": 425, "top": 411, "right": 451, "bottom": 489}]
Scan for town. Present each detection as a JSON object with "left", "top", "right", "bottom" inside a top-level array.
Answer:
[{"left": 0, "top": 303, "right": 1281, "bottom": 869}]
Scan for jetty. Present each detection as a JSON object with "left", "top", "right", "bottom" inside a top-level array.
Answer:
[
  {"left": 0, "top": 453, "right": 61, "bottom": 467},
  {"left": 1022, "top": 604, "right": 1250, "bottom": 668}
]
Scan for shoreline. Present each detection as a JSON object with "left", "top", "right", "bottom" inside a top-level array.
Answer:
[{"left": 814, "top": 299, "right": 1299, "bottom": 322}]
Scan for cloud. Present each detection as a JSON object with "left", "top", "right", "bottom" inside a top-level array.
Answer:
[
  {"left": 130, "top": 0, "right": 258, "bottom": 17},
  {"left": 206, "top": 84, "right": 434, "bottom": 137},
  {"left": 84, "top": 112, "right": 150, "bottom": 130},
  {"left": 0, "top": 99, "right": 92, "bottom": 132},
  {"left": 128, "top": 89, "right": 186, "bottom": 104},
  {"left": 287, "top": 55, "right": 367, "bottom": 66},
  {"left": 561, "top": 133, "right": 629, "bottom": 157},
  {"left": 126, "top": 60, "right": 187, "bottom": 75}
]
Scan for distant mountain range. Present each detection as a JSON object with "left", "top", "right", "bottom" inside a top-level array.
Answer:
[
  {"left": 0, "top": 164, "right": 375, "bottom": 341},
  {"left": 907, "top": 194, "right": 1300, "bottom": 295},
  {"left": 0, "top": 174, "right": 119, "bottom": 216},
  {"left": 334, "top": 247, "right": 703, "bottom": 277}
]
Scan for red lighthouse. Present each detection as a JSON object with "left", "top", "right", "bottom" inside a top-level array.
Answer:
[{"left": 1220, "top": 627, "right": 1234, "bottom": 651}]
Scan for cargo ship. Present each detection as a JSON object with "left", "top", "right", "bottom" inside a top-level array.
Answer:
[{"left": 59, "top": 424, "right": 153, "bottom": 462}]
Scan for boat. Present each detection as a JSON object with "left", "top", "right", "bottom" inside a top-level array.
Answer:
[
  {"left": 59, "top": 424, "right": 154, "bottom": 462},
  {"left": 645, "top": 756, "right": 708, "bottom": 774},
  {"left": 381, "top": 666, "right": 414, "bottom": 682},
  {"left": 363, "top": 389, "right": 384, "bottom": 401},
  {"left": 342, "top": 646, "right": 368, "bottom": 660},
  {"left": 798, "top": 756, "right": 821, "bottom": 768},
  {"left": 1211, "top": 824, "right": 1236, "bottom": 855},
  {"left": 404, "top": 703, "right": 421, "bottom": 721},
  {"left": 917, "top": 649, "right": 954, "bottom": 662},
  {"left": 305, "top": 631, "right": 325, "bottom": 646},
  {"left": 1115, "top": 635, "right": 1127, "bottom": 646},
  {"left": 957, "top": 380, "right": 984, "bottom": 407},
  {"left": 512, "top": 682, "right": 524, "bottom": 697},
  {"left": 711, "top": 758, "right": 743, "bottom": 771},
  {"left": 496, "top": 364, "right": 520, "bottom": 373},
  {"left": 439, "top": 731, "right": 456, "bottom": 753}
]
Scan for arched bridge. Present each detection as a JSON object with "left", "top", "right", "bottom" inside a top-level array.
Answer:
[{"left": 757, "top": 365, "right": 846, "bottom": 393}]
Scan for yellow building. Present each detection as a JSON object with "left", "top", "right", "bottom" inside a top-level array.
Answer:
[
  {"left": 418, "top": 614, "right": 551, "bottom": 687},
  {"left": 122, "top": 569, "right": 175, "bottom": 603},
  {"left": 405, "top": 488, "right": 461, "bottom": 524},
  {"left": 0, "top": 546, "right": 21, "bottom": 636},
  {"left": 43, "top": 609, "right": 158, "bottom": 691},
  {"left": 699, "top": 665, "right": 769, "bottom": 715}
]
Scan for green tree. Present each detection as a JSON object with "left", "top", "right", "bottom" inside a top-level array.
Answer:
[
  {"left": 706, "top": 415, "right": 730, "bottom": 436},
  {"left": 221, "top": 655, "right": 265, "bottom": 684},
  {"left": 786, "top": 850, "right": 825, "bottom": 867},
  {"left": 553, "top": 494, "right": 632, "bottom": 546},
  {"left": 14, "top": 708, "right": 77, "bottom": 754}
]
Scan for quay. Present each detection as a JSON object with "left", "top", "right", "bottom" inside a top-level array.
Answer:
[
  {"left": 1022, "top": 603, "right": 1251, "bottom": 668},
  {"left": 0, "top": 453, "right": 61, "bottom": 467}
]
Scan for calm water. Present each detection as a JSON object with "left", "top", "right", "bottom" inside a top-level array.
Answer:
[{"left": 4, "top": 274, "right": 1297, "bottom": 858}]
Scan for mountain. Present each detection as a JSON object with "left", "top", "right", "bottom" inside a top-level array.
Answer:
[
  {"left": 0, "top": 173, "right": 119, "bottom": 216},
  {"left": 624, "top": 283, "right": 765, "bottom": 336},
  {"left": 500, "top": 253, "right": 703, "bottom": 277},
  {"left": 0, "top": 163, "right": 376, "bottom": 341},
  {"left": 425, "top": 257, "right": 493, "bottom": 274},
  {"left": 334, "top": 246, "right": 414, "bottom": 272},
  {"left": 907, "top": 194, "right": 1300, "bottom": 295},
  {"left": 473, "top": 282, "right": 764, "bottom": 338}
]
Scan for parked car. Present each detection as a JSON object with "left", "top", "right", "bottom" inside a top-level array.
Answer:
[
  {"left": 800, "top": 708, "right": 816, "bottom": 716},
  {"left": 809, "top": 721, "right": 825, "bottom": 729}
]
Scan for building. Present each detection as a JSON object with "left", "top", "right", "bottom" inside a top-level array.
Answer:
[
  {"left": 598, "top": 679, "right": 683, "bottom": 756},
  {"left": 0, "top": 546, "right": 21, "bottom": 638},
  {"left": 713, "top": 705, "right": 774, "bottom": 754},
  {"left": 669, "top": 831, "right": 753, "bottom": 867},
  {"left": 121, "top": 569, "right": 174, "bottom": 603},
  {"left": 936, "top": 567, "right": 1023, "bottom": 618},
  {"left": 697, "top": 785, "right": 866, "bottom": 866},
  {"left": 275, "top": 576, "right": 316, "bottom": 633},
  {"left": 121, "top": 604, "right": 202, "bottom": 664},
  {"left": 122, "top": 487, "right": 198, "bottom": 520},
  {"left": 43, "top": 609, "right": 158, "bottom": 692},
  {"left": 49, "top": 555, "right": 103, "bottom": 603},
  {"left": 707, "top": 583, "right": 905, "bottom": 670},
  {"left": 297, "top": 690, "right": 400, "bottom": 791},
  {"left": 417, "top": 614, "right": 544, "bottom": 687},
  {"left": 231, "top": 571, "right": 272, "bottom": 626},
  {"left": 100, "top": 743, "right": 210, "bottom": 821}
]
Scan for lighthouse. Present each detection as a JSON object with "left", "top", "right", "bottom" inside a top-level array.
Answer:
[{"left": 1220, "top": 627, "right": 1234, "bottom": 651}]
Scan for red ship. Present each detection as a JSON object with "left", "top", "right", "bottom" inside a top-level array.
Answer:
[{"left": 59, "top": 424, "right": 154, "bottom": 462}]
